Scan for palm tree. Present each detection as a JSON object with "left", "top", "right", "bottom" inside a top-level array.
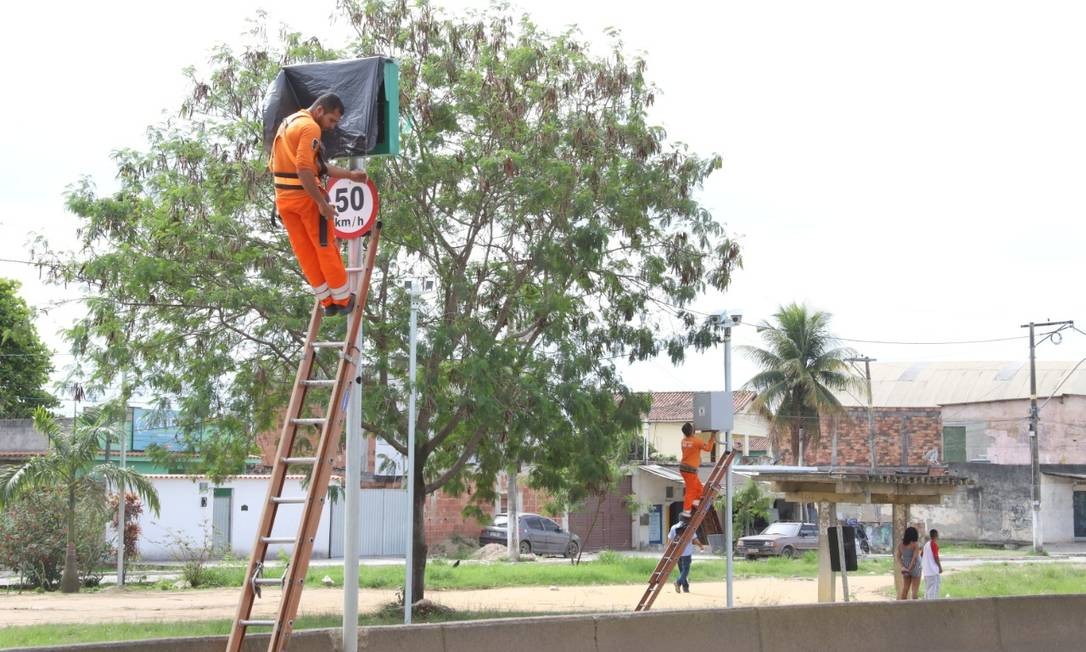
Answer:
[
  {"left": 0, "top": 406, "right": 160, "bottom": 593},
  {"left": 740, "top": 303, "right": 859, "bottom": 464}
]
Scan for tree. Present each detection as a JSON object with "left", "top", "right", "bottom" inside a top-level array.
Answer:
[
  {"left": 0, "top": 278, "right": 58, "bottom": 417},
  {"left": 740, "top": 303, "right": 858, "bottom": 464},
  {"left": 727, "top": 478, "right": 772, "bottom": 539},
  {"left": 40, "top": 1, "right": 740, "bottom": 600},
  {"left": 0, "top": 407, "right": 160, "bottom": 593}
]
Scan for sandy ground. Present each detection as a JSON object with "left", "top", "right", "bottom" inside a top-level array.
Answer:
[{"left": 0, "top": 575, "right": 894, "bottom": 628}]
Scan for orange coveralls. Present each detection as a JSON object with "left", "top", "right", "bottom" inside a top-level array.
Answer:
[
  {"left": 679, "top": 435, "right": 714, "bottom": 511},
  {"left": 270, "top": 109, "right": 350, "bottom": 309}
]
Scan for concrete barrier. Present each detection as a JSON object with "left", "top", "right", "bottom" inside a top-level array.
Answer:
[{"left": 9, "top": 594, "right": 1086, "bottom": 652}]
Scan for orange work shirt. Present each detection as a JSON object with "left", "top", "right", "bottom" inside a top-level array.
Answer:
[
  {"left": 680, "top": 435, "right": 713, "bottom": 469},
  {"left": 270, "top": 109, "right": 323, "bottom": 199}
]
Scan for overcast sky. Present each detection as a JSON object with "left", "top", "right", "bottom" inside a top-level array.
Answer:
[{"left": 3, "top": 0, "right": 1085, "bottom": 411}]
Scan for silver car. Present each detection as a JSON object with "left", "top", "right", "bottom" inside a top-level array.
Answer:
[
  {"left": 736, "top": 522, "right": 819, "bottom": 559},
  {"left": 478, "top": 513, "right": 581, "bottom": 558}
]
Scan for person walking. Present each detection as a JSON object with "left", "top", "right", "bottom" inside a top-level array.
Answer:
[
  {"left": 896, "top": 526, "right": 921, "bottom": 600},
  {"left": 270, "top": 93, "right": 370, "bottom": 315},
  {"left": 668, "top": 515, "right": 704, "bottom": 593},
  {"left": 679, "top": 422, "right": 714, "bottom": 512},
  {"left": 921, "top": 529, "right": 944, "bottom": 599}
]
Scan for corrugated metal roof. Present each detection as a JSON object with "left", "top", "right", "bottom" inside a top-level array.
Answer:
[
  {"left": 143, "top": 474, "right": 307, "bottom": 480},
  {"left": 638, "top": 464, "right": 684, "bottom": 483},
  {"left": 833, "top": 361, "right": 1086, "bottom": 408},
  {"left": 647, "top": 390, "right": 757, "bottom": 422}
]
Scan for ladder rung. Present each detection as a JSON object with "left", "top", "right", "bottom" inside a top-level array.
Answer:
[
  {"left": 254, "top": 578, "right": 283, "bottom": 586},
  {"left": 292, "top": 418, "right": 326, "bottom": 426},
  {"left": 282, "top": 457, "right": 318, "bottom": 465},
  {"left": 262, "top": 537, "right": 295, "bottom": 544},
  {"left": 311, "top": 341, "right": 345, "bottom": 348},
  {"left": 272, "top": 496, "right": 306, "bottom": 504},
  {"left": 240, "top": 620, "right": 276, "bottom": 627},
  {"left": 345, "top": 266, "right": 364, "bottom": 272},
  {"left": 302, "top": 379, "right": 335, "bottom": 388}
]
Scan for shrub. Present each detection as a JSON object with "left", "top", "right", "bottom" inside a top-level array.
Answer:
[
  {"left": 597, "top": 550, "right": 622, "bottom": 565},
  {"left": 0, "top": 486, "right": 111, "bottom": 590},
  {"left": 163, "top": 523, "right": 216, "bottom": 587}
]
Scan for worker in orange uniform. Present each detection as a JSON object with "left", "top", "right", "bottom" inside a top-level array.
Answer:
[
  {"left": 679, "top": 422, "right": 715, "bottom": 513},
  {"left": 270, "top": 93, "right": 369, "bottom": 315}
]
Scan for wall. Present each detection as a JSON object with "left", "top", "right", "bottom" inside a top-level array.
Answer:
[
  {"left": 139, "top": 475, "right": 332, "bottom": 560},
  {"left": 30, "top": 594, "right": 1086, "bottom": 652},
  {"left": 942, "top": 396, "right": 1086, "bottom": 465},
  {"left": 0, "top": 417, "right": 60, "bottom": 451},
  {"left": 1042, "top": 473, "right": 1078, "bottom": 543},
  {"left": 630, "top": 470, "right": 683, "bottom": 549},
  {"left": 802, "top": 407, "right": 942, "bottom": 467}
]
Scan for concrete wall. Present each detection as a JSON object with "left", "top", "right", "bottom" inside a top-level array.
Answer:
[
  {"left": 23, "top": 594, "right": 1086, "bottom": 652},
  {"left": 0, "top": 417, "right": 66, "bottom": 451},
  {"left": 140, "top": 476, "right": 332, "bottom": 561},
  {"left": 911, "top": 463, "right": 1086, "bottom": 544}
]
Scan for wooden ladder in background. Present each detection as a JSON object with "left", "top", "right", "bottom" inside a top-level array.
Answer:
[
  {"left": 634, "top": 448, "right": 737, "bottom": 612},
  {"left": 227, "top": 223, "right": 381, "bottom": 652}
]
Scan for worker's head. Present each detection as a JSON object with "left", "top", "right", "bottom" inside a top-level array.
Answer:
[
  {"left": 903, "top": 526, "right": 919, "bottom": 545},
  {"left": 310, "top": 93, "right": 345, "bottom": 130},
  {"left": 681, "top": 422, "right": 694, "bottom": 437},
  {"left": 929, "top": 529, "right": 938, "bottom": 540}
]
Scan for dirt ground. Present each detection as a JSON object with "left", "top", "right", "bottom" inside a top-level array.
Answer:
[{"left": 0, "top": 575, "right": 894, "bottom": 628}]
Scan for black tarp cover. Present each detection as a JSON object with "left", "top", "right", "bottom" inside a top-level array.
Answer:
[{"left": 262, "top": 56, "right": 390, "bottom": 158}]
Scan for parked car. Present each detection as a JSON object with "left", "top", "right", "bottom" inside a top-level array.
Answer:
[
  {"left": 478, "top": 513, "right": 581, "bottom": 558},
  {"left": 736, "top": 522, "right": 819, "bottom": 559}
]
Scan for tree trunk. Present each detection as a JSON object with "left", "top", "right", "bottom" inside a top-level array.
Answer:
[
  {"left": 61, "top": 484, "right": 80, "bottom": 593},
  {"left": 507, "top": 465, "right": 520, "bottom": 562},
  {"left": 409, "top": 464, "right": 427, "bottom": 605},
  {"left": 574, "top": 493, "right": 605, "bottom": 565}
]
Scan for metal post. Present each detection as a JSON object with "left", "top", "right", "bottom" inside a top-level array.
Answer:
[
  {"left": 116, "top": 400, "right": 128, "bottom": 586},
  {"left": 724, "top": 324, "right": 734, "bottom": 608},
  {"left": 864, "top": 358, "right": 876, "bottom": 469},
  {"left": 404, "top": 281, "right": 420, "bottom": 624},
  {"left": 343, "top": 236, "right": 363, "bottom": 651},
  {"left": 835, "top": 524, "right": 850, "bottom": 602}
]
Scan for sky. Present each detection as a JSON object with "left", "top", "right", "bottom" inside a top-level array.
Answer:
[{"left": 2, "top": 0, "right": 1086, "bottom": 411}]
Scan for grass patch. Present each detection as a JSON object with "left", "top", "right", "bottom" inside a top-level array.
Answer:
[
  {"left": 0, "top": 609, "right": 556, "bottom": 649},
  {"left": 129, "top": 554, "right": 892, "bottom": 592},
  {"left": 940, "top": 563, "right": 1086, "bottom": 599},
  {"left": 938, "top": 544, "right": 1036, "bottom": 558}
]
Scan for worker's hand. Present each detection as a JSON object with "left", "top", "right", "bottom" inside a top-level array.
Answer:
[
  {"left": 320, "top": 201, "right": 337, "bottom": 220},
  {"left": 347, "top": 169, "right": 369, "bottom": 184}
]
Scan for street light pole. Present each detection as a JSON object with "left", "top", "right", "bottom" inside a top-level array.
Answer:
[
  {"left": 845, "top": 356, "right": 877, "bottom": 470},
  {"left": 404, "top": 281, "right": 420, "bottom": 624},
  {"left": 724, "top": 321, "right": 734, "bottom": 608}
]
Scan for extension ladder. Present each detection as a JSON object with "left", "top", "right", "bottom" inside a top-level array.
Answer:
[
  {"left": 227, "top": 223, "right": 381, "bottom": 652},
  {"left": 634, "top": 447, "right": 737, "bottom": 612}
]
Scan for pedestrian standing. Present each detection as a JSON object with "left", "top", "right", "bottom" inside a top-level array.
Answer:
[
  {"left": 896, "top": 526, "right": 921, "bottom": 600},
  {"left": 920, "top": 529, "right": 943, "bottom": 599}
]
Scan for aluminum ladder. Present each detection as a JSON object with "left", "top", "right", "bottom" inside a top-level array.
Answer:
[
  {"left": 634, "top": 448, "right": 737, "bottom": 612},
  {"left": 227, "top": 222, "right": 381, "bottom": 652}
]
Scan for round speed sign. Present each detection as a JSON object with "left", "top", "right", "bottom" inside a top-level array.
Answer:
[{"left": 327, "top": 177, "right": 379, "bottom": 239}]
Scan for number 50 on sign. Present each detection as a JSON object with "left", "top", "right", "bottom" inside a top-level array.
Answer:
[{"left": 327, "top": 177, "right": 379, "bottom": 239}]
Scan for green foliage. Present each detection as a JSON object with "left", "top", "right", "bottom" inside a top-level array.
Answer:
[
  {"left": 0, "top": 486, "right": 111, "bottom": 590},
  {"left": 727, "top": 479, "right": 772, "bottom": 539},
  {"left": 0, "top": 278, "right": 58, "bottom": 417},
  {"left": 740, "top": 303, "right": 860, "bottom": 461},
  {"left": 39, "top": 0, "right": 740, "bottom": 597},
  {"left": 940, "top": 562, "right": 1086, "bottom": 598},
  {"left": 0, "top": 407, "right": 160, "bottom": 592}
]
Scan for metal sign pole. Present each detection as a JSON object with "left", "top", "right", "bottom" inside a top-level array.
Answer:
[
  {"left": 343, "top": 234, "right": 364, "bottom": 651},
  {"left": 836, "top": 524, "right": 850, "bottom": 602}
]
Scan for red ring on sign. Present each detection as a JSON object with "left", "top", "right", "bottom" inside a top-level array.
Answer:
[{"left": 327, "top": 176, "right": 379, "bottom": 239}]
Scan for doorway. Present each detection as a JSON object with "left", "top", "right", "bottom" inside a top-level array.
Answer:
[{"left": 212, "top": 488, "right": 233, "bottom": 555}]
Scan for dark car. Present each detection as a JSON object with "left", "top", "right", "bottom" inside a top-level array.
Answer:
[
  {"left": 735, "top": 522, "right": 819, "bottom": 559},
  {"left": 479, "top": 513, "right": 581, "bottom": 558}
]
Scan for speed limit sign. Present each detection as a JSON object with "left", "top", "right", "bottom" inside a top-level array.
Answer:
[{"left": 327, "top": 177, "right": 379, "bottom": 239}]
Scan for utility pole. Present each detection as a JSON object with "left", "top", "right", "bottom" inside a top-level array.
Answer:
[
  {"left": 1021, "top": 319, "right": 1073, "bottom": 554},
  {"left": 117, "top": 373, "right": 128, "bottom": 587},
  {"left": 846, "top": 356, "right": 877, "bottom": 470},
  {"left": 723, "top": 320, "right": 734, "bottom": 608}
]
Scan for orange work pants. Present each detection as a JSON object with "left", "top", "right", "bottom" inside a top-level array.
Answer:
[
  {"left": 277, "top": 193, "right": 350, "bottom": 307},
  {"left": 681, "top": 471, "right": 703, "bottom": 512}
]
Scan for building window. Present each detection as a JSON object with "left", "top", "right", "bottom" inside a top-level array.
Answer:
[{"left": 943, "top": 426, "right": 966, "bottom": 463}]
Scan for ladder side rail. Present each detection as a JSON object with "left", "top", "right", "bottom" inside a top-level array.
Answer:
[
  {"left": 227, "top": 302, "right": 324, "bottom": 652},
  {"left": 635, "top": 451, "right": 737, "bottom": 612},
  {"left": 268, "top": 226, "right": 382, "bottom": 652}
]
